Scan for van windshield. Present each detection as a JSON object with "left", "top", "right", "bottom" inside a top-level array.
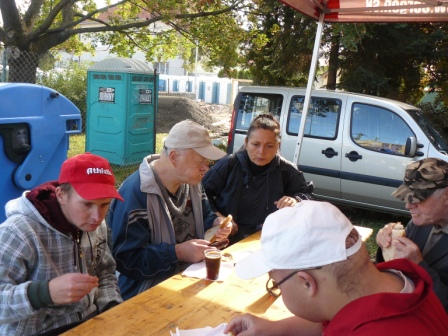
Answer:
[
  {"left": 235, "top": 93, "right": 283, "bottom": 129},
  {"left": 407, "top": 109, "right": 448, "bottom": 154}
]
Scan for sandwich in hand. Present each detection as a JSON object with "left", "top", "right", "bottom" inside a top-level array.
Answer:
[
  {"left": 205, "top": 215, "right": 233, "bottom": 249},
  {"left": 382, "top": 222, "right": 405, "bottom": 261}
]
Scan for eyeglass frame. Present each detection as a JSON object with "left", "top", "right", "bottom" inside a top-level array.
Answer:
[
  {"left": 266, "top": 266, "right": 322, "bottom": 298},
  {"left": 164, "top": 146, "right": 214, "bottom": 168}
]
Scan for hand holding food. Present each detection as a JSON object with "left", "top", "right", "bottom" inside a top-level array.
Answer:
[
  {"left": 382, "top": 222, "right": 405, "bottom": 261},
  {"left": 205, "top": 215, "right": 233, "bottom": 243},
  {"left": 208, "top": 239, "right": 230, "bottom": 249}
]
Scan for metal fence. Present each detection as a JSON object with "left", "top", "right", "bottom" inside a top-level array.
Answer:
[{"left": 0, "top": 48, "right": 235, "bottom": 185}]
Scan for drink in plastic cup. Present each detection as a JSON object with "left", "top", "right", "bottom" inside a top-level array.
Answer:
[{"left": 204, "top": 249, "right": 222, "bottom": 280}]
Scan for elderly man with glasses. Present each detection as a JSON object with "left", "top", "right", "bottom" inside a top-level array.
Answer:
[
  {"left": 107, "top": 120, "right": 232, "bottom": 300},
  {"left": 376, "top": 157, "right": 448, "bottom": 311},
  {"left": 224, "top": 201, "right": 448, "bottom": 336}
]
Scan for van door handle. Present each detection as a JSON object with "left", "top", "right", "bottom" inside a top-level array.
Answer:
[
  {"left": 345, "top": 151, "right": 362, "bottom": 162},
  {"left": 321, "top": 148, "right": 338, "bottom": 158}
]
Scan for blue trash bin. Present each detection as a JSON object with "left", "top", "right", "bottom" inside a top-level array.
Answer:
[{"left": 0, "top": 83, "right": 82, "bottom": 222}]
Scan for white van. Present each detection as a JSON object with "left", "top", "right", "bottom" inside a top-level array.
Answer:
[{"left": 227, "top": 86, "right": 448, "bottom": 215}]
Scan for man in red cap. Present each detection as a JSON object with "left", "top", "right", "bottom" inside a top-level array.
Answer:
[{"left": 0, "top": 153, "right": 124, "bottom": 336}]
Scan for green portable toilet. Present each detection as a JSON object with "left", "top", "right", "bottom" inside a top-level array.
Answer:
[{"left": 86, "top": 58, "right": 158, "bottom": 165}]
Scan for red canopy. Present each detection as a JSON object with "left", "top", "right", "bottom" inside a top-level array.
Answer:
[{"left": 281, "top": 0, "right": 448, "bottom": 23}]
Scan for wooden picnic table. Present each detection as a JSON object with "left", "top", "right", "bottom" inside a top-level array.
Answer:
[{"left": 62, "top": 225, "right": 372, "bottom": 335}]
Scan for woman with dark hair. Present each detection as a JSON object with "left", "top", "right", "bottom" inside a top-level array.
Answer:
[{"left": 202, "top": 114, "right": 314, "bottom": 243}]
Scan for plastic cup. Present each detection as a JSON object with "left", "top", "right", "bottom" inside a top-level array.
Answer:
[{"left": 204, "top": 249, "right": 222, "bottom": 280}]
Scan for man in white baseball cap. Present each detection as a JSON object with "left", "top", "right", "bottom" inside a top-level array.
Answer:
[
  {"left": 224, "top": 201, "right": 448, "bottom": 336},
  {"left": 108, "top": 120, "right": 232, "bottom": 300}
]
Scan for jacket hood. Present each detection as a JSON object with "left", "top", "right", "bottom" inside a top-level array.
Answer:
[
  {"left": 28, "top": 181, "right": 80, "bottom": 237},
  {"left": 5, "top": 191, "right": 41, "bottom": 223},
  {"left": 6, "top": 182, "right": 78, "bottom": 237},
  {"left": 139, "top": 154, "right": 163, "bottom": 195}
]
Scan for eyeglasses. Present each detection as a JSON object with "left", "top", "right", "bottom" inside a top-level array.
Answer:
[
  {"left": 266, "top": 267, "right": 322, "bottom": 298},
  {"left": 193, "top": 159, "right": 214, "bottom": 168}
]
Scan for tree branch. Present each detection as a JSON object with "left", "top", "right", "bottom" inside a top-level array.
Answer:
[
  {"left": 26, "top": 0, "right": 75, "bottom": 43},
  {"left": 47, "top": 0, "right": 243, "bottom": 34},
  {"left": 23, "top": 0, "right": 44, "bottom": 29},
  {"left": 0, "top": 0, "right": 22, "bottom": 42}
]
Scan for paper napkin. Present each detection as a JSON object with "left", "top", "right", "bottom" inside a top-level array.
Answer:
[{"left": 170, "top": 323, "right": 229, "bottom": 336}]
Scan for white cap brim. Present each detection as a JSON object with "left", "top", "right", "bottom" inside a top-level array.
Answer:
[{"left": 234, "top": 250, "right": 272, "bottom": 280}]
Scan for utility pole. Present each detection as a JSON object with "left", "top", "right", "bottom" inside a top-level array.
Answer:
[{"left": 194, "top": 43, "right": 198, "bottom": 100}]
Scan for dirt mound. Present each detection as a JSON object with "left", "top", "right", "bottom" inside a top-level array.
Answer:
[{"left": 156, "top": 95, "right": 231, "bottom": 136}]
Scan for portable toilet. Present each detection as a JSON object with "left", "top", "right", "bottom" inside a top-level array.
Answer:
[
  {"left": 0, "top": 83, "right": 82, "bottom": 222},
  {"left": 86, "top": 58, "right": 158, "bottom": 165}
]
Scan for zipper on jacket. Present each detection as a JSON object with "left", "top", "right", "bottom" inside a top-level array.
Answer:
[
  {"left": 73, "top": 230, "right": 84, "bottom": 274},
  {"left": 72, "top": 231, "right": 95, "bottom": 318}
]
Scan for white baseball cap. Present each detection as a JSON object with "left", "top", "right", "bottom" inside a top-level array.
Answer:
[
  {"left": 235, "top": 201, "right": 362, "bottom": 279},
  {"left": 164, "top": 119, "right": 226, "bottom": 160}
]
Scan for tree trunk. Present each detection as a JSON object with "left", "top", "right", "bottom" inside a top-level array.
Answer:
[
  {"left": 326, "top": 32, "right": 340, "bottom": 90},
  {"left": 7, "top": 49, "right": 39, "bottom": 83}
]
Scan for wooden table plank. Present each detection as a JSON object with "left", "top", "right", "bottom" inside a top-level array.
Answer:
[{"left": 62, "top": 232, "right": 293, "bottom": 336}]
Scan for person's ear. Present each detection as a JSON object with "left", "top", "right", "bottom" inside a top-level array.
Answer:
[
  {"left": 55, "top": 186, "right": 68, "bottom": 204},
  {"left": 244, "top": 137, "right": 248, "bottom": 149},
  {"left": 443, "top": 187, "right": 448, "bottom": 204},
  {"left": 169, "top": 149, "right": 180, "bottom": 166},
  {"left": 297, "top": 271, "right": 318, "bottom": 297}
]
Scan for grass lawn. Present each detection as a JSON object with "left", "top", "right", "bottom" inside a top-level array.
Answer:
[
  {"left": 337, "top": 205, "right": 409, "bottom": 260},
  {"left": 68, "top": 133, "right": 167, "bottom": 187},
  {"left": 68, "top": 133, "right": 410, "bottom": 258}
]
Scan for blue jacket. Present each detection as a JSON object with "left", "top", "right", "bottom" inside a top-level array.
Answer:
[
  {"left": 107, "top": 154, "right": 216, "bottom": 300},
  {"left": 202, "top": 150, "right": 314, "bottom": 234}
]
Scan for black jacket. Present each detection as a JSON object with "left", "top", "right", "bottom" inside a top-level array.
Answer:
[
  {"left": 203, "top": 150, "right": 314, "bottom": 235},
  {"left": 376, "top": 220, "right": 448, "bottom": 312}
]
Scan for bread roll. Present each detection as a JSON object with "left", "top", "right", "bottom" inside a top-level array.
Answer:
[
  {"left": 382, "top": 222, "right": 405, "bottom": 261},
  {"left": 204, "top": 215, "right": 233, "bottom": 243}
]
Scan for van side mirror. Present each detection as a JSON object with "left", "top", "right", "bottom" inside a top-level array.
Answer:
[
  {"left": 405, "top": 137, "right": 417, "bottom": 157},
  {"left": 405, "top": 137, "right": 425, "bottom": 157}
]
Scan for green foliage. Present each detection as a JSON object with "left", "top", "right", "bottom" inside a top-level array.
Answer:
[
  {"left": 181, "top": 6, "right": 246, "bottom": 76},
  {"left": 243, "top": 0, "right": 315, "bottom": 86},
  {"left": 218, "top": 68, "right": 252, "bottom": 79},
  {"left": 86, "top": 0, "right": 247, "bottom": 75},
  {"left": 337, "top": 23, "right": 447, "bottom": 104},
  {"left": 333, "top": 23, "right": 370, "bottom": 52},
  {"left": 2, "top": 0, "right": 249, "bottom": 82},
  {"left": 419, "top": 98, "right": 448, "bottom": 141},
  {"left": 37, "top": 62, "right": 90, "bottom": 122}
]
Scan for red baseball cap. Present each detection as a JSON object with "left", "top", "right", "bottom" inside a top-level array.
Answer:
[{"left": 58, "top": 153, "right": 124, "bottom": 202}]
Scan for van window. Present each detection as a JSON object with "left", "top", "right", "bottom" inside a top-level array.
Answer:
[
  {"left": 287, "top": 96, "right": 341, "bottom": 139},
  {"left": 408, "top": 109, "right": 448, "bottom": 154},
  {"left": 235, "top": 93, "right": 283, "bottom": 130},
  {"left": 351, "top": 103, "right": 414, "bottom": 155}
]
